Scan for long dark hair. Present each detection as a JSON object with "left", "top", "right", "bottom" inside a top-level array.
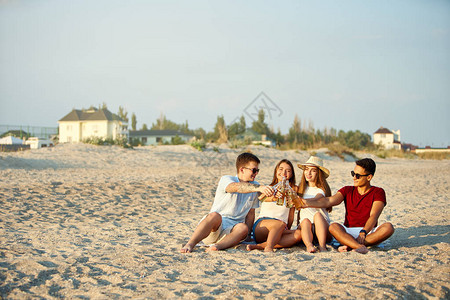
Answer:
[
  {"left": 298, "top": 166, "right": 332, "bottom": 212},
  {"left": 270, "top": 159, "right": 296, "bottom": 188}
]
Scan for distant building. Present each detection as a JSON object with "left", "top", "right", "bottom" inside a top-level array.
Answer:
[
  {"left": 58, "top": 108, "right": 128, "bottom": 143},
  {"left": 0, "top": 136, "right": 24, "bottom": 145},
  {"left": 373, "top": 127, "right": 401, "bottom": 150},
  {"left": 129, "top": 130, "right": 195, "bottom": 146},
  {"left": 234, "top": 129, "right": 276, "bottom": 147},
  {"left": 0, "top": 135, "right": 29, "bottom": 152},
  {"left": 414, "top": 146, "right": 450, "bottom": 154},
  {"left": 401, "top": 143, "right": 418, "bottom": 152},
  {"left": 25, "top": 137, "right": 54, "bottom": 149},
  {"left": 0, "top": 130, "right": 30, "bottom": 139}
]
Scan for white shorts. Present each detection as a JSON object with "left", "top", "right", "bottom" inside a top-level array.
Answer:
[
  {"left": 333, "top": 223, "right": 379, "bottom": 239},
  {"left": 202, "top": 223, "right": 232, "bottom": 245},
  {"left": 199, "top": 214, "right": 233, "bottom": 245}
]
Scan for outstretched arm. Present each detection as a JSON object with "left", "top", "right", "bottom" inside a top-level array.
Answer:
[
  {"left": 356, "top": 201, "right": 385, "bottom": 244},
  {"left": 226, "top": 182, "right": 273, "bottom": 197},
  {"left": 294, "top": 192, "right": 344, "bottom": 209}
]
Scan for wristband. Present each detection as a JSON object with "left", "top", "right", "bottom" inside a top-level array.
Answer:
[{"left": 360, "top": 229, "right": 367, "bottom": 236}]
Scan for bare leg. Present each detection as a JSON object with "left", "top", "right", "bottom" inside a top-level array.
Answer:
[
  {"left": 329, "top": 223, "right": 368, "bottom": 254},
  {"left": 250, "top": 219, "right": 287, "bottom": 252},
  {"left": 264, "top": 221, "right": 285, "bottom": 252},
  {"left": 247, "top": 229, "right": 302, "bottom": 251},
  {"left": 180, "top": 212, "right": 221, "bottom": 253},
  {"left": 206, "top": 223, "right": 248, "bottom": 252},
  {"left": 365, "top": 222, "right": 395, "bottom": 246},
  {"left": 300, "top": 219, "right": 316, "bottom": 253},
  {"left": 314, "top": 213, "right": 329, "bottom": 252},
  {"left": 276, "top": 229, "right": 302, "bottom": 248}
]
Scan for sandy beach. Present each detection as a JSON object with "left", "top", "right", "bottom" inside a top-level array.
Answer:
[{"left": 0, "top": 144, "right": 449, "bottom": 299}]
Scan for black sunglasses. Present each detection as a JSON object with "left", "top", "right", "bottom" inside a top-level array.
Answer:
[
  {"left": 351, "top": 171, "right": 370, "bottom": 179},
  {"left": 243, "top": 167, "right": 260, "bottom": 174}
]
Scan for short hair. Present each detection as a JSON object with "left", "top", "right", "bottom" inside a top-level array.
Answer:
[
  {"left": 236, "top": 152, "right": 260, "bottom": 171},
  {"left": 356, "top": 158, "right": 376, "bottom": 175}
]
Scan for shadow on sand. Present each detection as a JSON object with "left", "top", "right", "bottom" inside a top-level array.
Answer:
[{"left": 389, "top": 224, "right": 450, "bottom": 249}]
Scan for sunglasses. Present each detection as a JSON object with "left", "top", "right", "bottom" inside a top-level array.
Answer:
[
  {"left": 243, "top": 167, "right": 260, "bottom": 174},
  {"left": 351, "top": 171, "right": 370, "bottom": 179}
]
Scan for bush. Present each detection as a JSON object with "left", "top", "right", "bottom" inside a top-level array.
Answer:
[
  {"left": 229, "top": 139, "right": 251, "bottom": 149},
  {"left": 171, "top": 135, "right": 185, "bottom": 145},
  {"left": 326, "top": 143, "right": 357, "bottom": 161},
  {"left": 190, "top": 140, "right": 206, "bottom": 151},
  {"left": 375, "top": 149, "right": 416, "bottom": 159},
  {"left": 417, "top": 152, "right": 450, "bottom": 160},
  {"left": 83, "top": 136, "right": 131, "bottom": 148}
]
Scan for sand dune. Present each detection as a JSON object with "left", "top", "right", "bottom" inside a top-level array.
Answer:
[{"left": 0, "top": 144, "right": 449, "bottom": 299}]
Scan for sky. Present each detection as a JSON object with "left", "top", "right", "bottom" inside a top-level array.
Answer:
[{"left": 1, "top": 0, "right": 449, "bottom": 147}]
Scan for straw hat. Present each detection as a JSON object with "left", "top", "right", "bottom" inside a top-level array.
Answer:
[{"left": 297, "top": 156, "right": 330, "bottom": 178}]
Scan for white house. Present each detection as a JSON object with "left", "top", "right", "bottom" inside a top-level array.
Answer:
[
  {"left": 129, "top": 130, "right": 195, "bottom": 146},
  {"left": 373, "top": 127, "right": 401, "bottom": 150},
  {"left": 0, "top": 136, "right": 24, "bottom": 145},
  {"left": 25, "top": 137, "right": 54, "bottom": 149},
  {"left": 58, "top": 108, "right": 128, "bottom": 143}
]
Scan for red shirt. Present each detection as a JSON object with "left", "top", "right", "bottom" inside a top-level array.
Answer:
[{"left": 338, "top": 186, "right": 386, "bottom": 227}]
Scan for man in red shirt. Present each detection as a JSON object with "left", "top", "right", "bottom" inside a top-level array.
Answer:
[{"left": 294, "top": 158, "right": 394, "bottom": 254}]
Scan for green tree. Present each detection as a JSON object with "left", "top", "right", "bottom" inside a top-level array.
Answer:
[
  {"left": 151, "top": 113, "right": 186, "bottom": 131},
  {"left": 251, "top": 109, "right": 270, "bottom": 135},
  {"left": 193, "top": 128, "right": 206, "bottom": 140},
  {"left": 142, "top": 123, "right": 148, "bottom": 130},
  {"left": 118, "top": 106, "right": 129, "bottom": 122},
  {"left": 228, "top": 115, "right": 246, "bottom": 138},
  {"left": 269, "top": 128, "right": 285, "bottom": 146},
  {"left": 287, "top": 114, "right": 302, "bottom": 144},
  {"left": 213, "top": 115, "right": 228, "bottom": 143},
  {"left": 131, "top": 113, "right": 137, "bottom": 131}
]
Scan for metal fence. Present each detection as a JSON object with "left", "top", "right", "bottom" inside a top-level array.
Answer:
[{"left": 0, "top": 125, "right": 58, "bottom": 139}]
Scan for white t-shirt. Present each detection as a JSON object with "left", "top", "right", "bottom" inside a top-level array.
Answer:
[
  {"left": 209, "top": 175, "right": 260, "bottom": 230},
  {"left": 300, "top": 186, "right": 330, "bottom": 223},
  {"left": 303, "top": 186, "right": 325, "bottom": 200},
  {"left": 257, "top": 201, "right": 290, "bottom": 224}
]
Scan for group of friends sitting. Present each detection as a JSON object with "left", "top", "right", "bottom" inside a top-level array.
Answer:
[{"left": 180, "top": 153, "right": 395, "bottom": 254}]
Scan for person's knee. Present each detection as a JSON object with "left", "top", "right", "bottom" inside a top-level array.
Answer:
[
  {"left": 300, "top": 219, "right": 311, "bottom": 228},
  {"left": 329, "top": 222, "right": 342, "bottom": 235},
  {"left": 207, "top": 212, "right": 222, "bottom": 222},
  {"left": 272, "top": 220, "right": 285, "bottom": 230},
  {"left": 381, "top": 222, "right": 395, "bottom": 236},
  {"left": 233, "top": 223, "right": 249, "bottom": 238},
  {"left": 294, "top": 229, "right": 302, "bottom": 242}
]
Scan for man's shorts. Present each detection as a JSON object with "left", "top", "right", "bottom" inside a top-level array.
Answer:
[
  {"left": 200, "top": 215, "right": 234, "bottom": 245},
  {"left": 332, "top": 223, "right": 379, "bottom": 239}
]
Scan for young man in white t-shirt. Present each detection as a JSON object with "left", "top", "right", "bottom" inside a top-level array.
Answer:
[{"left": 180, "top": 152, "right": 273, "bottom": 253}]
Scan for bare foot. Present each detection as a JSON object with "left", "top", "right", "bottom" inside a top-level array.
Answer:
[
  {"left": 246, "top": 244, "right": 264, "bottom": 251},
  {"left": 205, "top": 244, "right": 220, "bottom": 252},
  {"left": 180, "top": 244, "right": 194, "bottom": 253},
  {"left": 338, "top": 245, "right": 349, "bottom": 252},
  {"left": 264, "top": 247, "right": 275, "bottom": 253},
  {"left": 306, "top": 244, "right": 317, "bottom": 253},
  {"left": 352, "top": 245, "right": 369, "bottom": 254},
  {"left": 318, "top": 246, "right": 328, "bottom": 252}
]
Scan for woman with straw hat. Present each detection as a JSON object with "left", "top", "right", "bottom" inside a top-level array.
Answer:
[{"left": 297, "top": 156, "right": 332, "bottom": 252}]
